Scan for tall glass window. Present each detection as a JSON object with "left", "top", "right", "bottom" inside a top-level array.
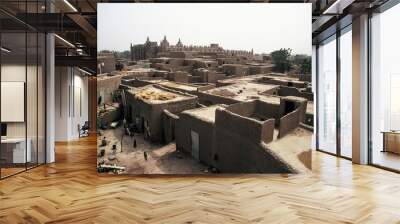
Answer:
[
  {"left": 370, "top": 3, "right": 400, "bottom": 171},
  {"left": 1, "top": 31, "right": 28, "bottom": 177},
  {"left": 339, "top": 27, "right": 352, "bottom": 158},
  {"left": 0, "top": 1, "right": 46, "bottom": 179},
  {"left": 317, "top": 35, "right": 337, "bottom": 154}
]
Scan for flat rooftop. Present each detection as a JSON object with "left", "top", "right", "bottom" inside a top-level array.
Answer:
[
  {"left": 261, "top": 74, "right": 308, "bottom": 84},
  {"left": 126, "top": 68, "right": 155, "bottom": 73},
  {"left": 182, "top": 105, "right": 224, "bottom": 123},
  {"left": 130, "top": 85, "right": 195, "bottom": 104},
  {"left": 97, "top": 73, "right": 126, "bottom": 81},
  {"left": 204, "top": 82, "right": 280, "bottom": 103},
  {"left": 266, "top": 127, "right": 312, "bottom": 173},
  {"left": 158, "top": 81, "right": 199, "bottom": 92},
  {"left": 218, "top": 74, "right": 265, "bottom": 84}
]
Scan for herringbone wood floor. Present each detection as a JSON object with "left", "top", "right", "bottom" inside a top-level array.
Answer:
[{"left": 1, "top": 136, "right": 400, "bottom": 224}]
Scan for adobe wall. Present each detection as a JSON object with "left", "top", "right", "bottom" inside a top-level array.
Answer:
[
  {"left": 168, "top": 58, "right": 185, "bottom": 66},
  {"left": 162, "top": 110, "right": 179, "bottom": 143},
  {"left": 127, "top": 89, "right": 198, "bottom": 142},
  {"left": 215, "top": 108, "right": 272, "bottom": 144},
  {"left": 248, "top": 65, "right": 273, "bottom": 75},
  {"left": 151, "top": 63, "right": 171, "bottom": 71},
  {"left": 166, "top": 71, "right": 189, "bottom": 83},
  {"left": 225, "top": 101, "right": 257, "bottom": 117},
  {"left": 278, "top": 86, "right": 314, "bottom": 101},
  {"left": 197, "top": 84, "right": 216, "bottom": 92},
  {"left": 224, "top": 102, "right": 276, "bottom": 144},
  {"left": 216, "top": 57, "right": 247, "bottom": 65},
  {"left": 98, "top": 55, "right": 115, "bottom": 73},
  {"left": 152, "top": 98, "right": 198, "bottom": 142},
  {"left": 226, "top": 100, "right": 280, "bottom": 123},
  {"left": 121, "top": 79, "right": 156, "bottom": 88},
  {"left": 97, "top": 75, "right": 123, "bottom": 104},
  {"left": 214, "top": 109, "right": 293, "bottom": 173},
  {"left": 222, "top": 64, "right": 249, "bottom": 76},
  {"left": 279, "top": 96, "right": 307, "bottom": 125},
  {"left": 278, "top": 108, "right": 301, "bottom": 138},
  {"left": 98, "top": 107, "right": 121, "bottom": 127},
  {"left": 254, "top": 100, "right": 281, "bottom": 121},
  {"left": 260, "top": 119, "right": 275, "bottom": 143},
  {"left": 175, "top": 113, "right": 215, "bottom": 166},
  {"left": 197, "top": 91, "right": 239, "bottom": 106},
  {"left": 188, "top": 75, "right": 202, "bottom": 83}
]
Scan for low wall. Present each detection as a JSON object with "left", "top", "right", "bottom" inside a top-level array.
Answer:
[
  {"left": 225, "top": 101, "right": 257, "bottom": 117},
  {"left": 278, "top": 86, "right": 313, "bottom": 101},
  {"left": 249, "top": 65, "right": 273, "bottom": 75},
  {"left": 167, "top": 71, "right": 189, "bottom": 83},
  {"left": 216, "top": 109, "right": 265, "bottom": 143},
  {"left": 260, "top": 119, "right": 275, "bottom": 144},
  {"left": 222, "top": 64, "right": 249, "bottom": 76},
  {"left": 254, "top": 100, "right": 280, "bottom": 121},
  {"left": 278, "top": 108, "right": 300, "bottom": 138},
  {"left": 214, "top": 109, "right": 293, "bottom": 173},
  {"left": 188, "top": 76, "right": 202, "bottom": 83},
  {"left": 197, "top": 91, "right": 239, "bottom": 106}
]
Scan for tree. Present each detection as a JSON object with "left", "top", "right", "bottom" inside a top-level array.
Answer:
[
  {"left": 299, "top": 57, "right": 311, "bottom": 74},
  {"left": 271, "top": 48, "right": 292, "bottom": 73},
  {"left": 292, "top": 54, "right": 311, "bottom": 74}
]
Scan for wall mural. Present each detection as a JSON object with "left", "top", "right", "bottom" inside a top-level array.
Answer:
[{"left": 96, "top": 3, "right": 313, "bottom": 174}]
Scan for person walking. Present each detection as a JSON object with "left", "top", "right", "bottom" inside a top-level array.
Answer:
[{"left": 144, "top": 151, "right": 148, "bottom": 161}]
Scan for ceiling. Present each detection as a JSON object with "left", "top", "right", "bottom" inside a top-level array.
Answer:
[
  {"left": 0, "top": 0, "right": 98, "bottom": 74},
  {"left": 0, "top": 0, "right": 395, "bottom": 72}
]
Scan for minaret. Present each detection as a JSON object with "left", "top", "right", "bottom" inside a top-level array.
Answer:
[
  {"left": 176, "top": 38, "right": 183, "bottom": 48},
  {"left": 130, "top": 43, "right": 133, "bottom": 61},
  {"left": 160, "top": 35, "right": 169, "bottom": 52}
]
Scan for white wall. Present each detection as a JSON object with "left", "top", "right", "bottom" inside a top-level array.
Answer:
[
  {"left": 1, "top": 64, "right": 26, "bottom": 139},
  {"left": 55, "top": 67, "right": 89, "bottom": 141},
  {"left": 311, "top": 45, "right": 316, "bottom": 150}
]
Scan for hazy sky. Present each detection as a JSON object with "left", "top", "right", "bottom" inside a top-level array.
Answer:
[{"left": 98, "top": 3, "right": 311, "bottom": 55}]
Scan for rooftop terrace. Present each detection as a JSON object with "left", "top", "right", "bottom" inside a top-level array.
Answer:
[
  {"left": 130, "top": 85, "right": 195, "bottom": 104},
  {"left": 181, "top": 105, "right": 225, "bottom": 123},
  {"left": 204, "top": 82, "right": 280, "bottom": 103}
]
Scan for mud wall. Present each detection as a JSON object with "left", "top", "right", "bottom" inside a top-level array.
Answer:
[
  {"left": 197, "top": 91, "right": 239, "bottom": 106},
  {"left": 166, "top": 71, "right": 189, "bottom": 83},
  {"left": 175, "top": 113, "right": 215, "bottom": 166},
  {"left": 278, "top": 86, "right": 314, "bottom": 101},
  {"left": 162, "top": 110, "right": 179, "bottom": 143},
  {"left": 222, "top": 64, "right": 249, "bottom": 76},
  {"left": 248, "top": 65, "right": 273, "bottom": 75},
  {"left": 127, "top": 90, "right": 198, "bottom": 142},
  {"left": 213, "top": 108, "right": 292, "bottom": 173},
  {"left": 278, "top": 108, "right": 300, "bottom": 138},
  {"left": 254, "top": 100, "right": 280, "bottom": 121},
  {"left": 97, "top": 75, "right": 123, "bottom": 104}
]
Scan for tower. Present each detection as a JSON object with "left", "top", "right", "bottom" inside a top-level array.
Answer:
[
  {"left": 176, "top": 38, "right": 183, "bottom": 48},
  {"left": 145, "top": 36, "right": 150, "bottom": 45},
  {"left": 160, "top": 35, "right": 169, "bottom": 51}
]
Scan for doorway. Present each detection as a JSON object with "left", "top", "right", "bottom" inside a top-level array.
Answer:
[{"left": 190, "top": 130, "right": 199, "bottom": 161}]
